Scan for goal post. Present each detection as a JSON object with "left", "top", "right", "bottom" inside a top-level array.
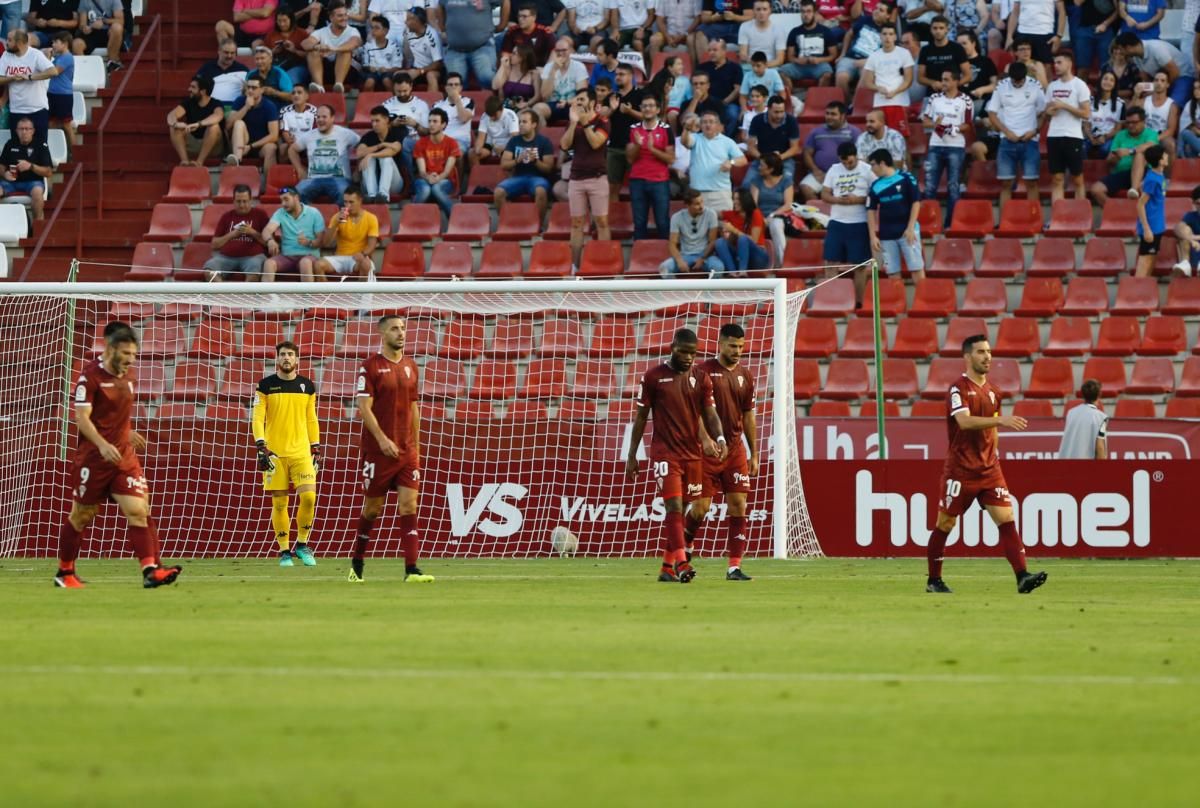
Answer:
[{"left": 0, "top": 279, "right": 821, "bottom": 560}]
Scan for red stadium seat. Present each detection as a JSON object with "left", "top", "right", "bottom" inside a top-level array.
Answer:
[
  {"left": 859, "top": 400, "right": 902, "bottom": 417},
  {"left": 292, "top": 318, "right": 336, "bottom": 359},
  {"left": 589, "top": 316, "right": 638, "bottom": 357},
  {"left": 463, "top": 164, "right": 504, "bottom": 203},
  {"left": 527, "top": 240, "right": 573, "bottom": 278},
  {"left": 240, "top": 320, "right": 285, "bottom": 359},
  {"left": 319, "top": 358, "right": 362, "bottom": 399},
  {"left": 606, "top": 201, "right": 635, "bottom": 240},
  {"left": 1127, "top": 358, "right": 1175, "bottom": 395},
  {"left": 1164, "top": 277, "right": 1200, "bottom": 314},
  {"left": 428, "top": 241, "right": 476, "bottom": 278},
  {"left": 1045, "top": 198, "right": 1093, "bottom": 237},
  {"left": 941, "top": 317, "right": 989, "bottom": 356},
  {"left": 477, "top": 241, "right": 523, "bottom": 278},
  {"left": 993, "top": 317, "right": 1041, "bottom": 357},
  {"left": 861, "top": 278, "right": 907, "bottom": 317},
  {"left": 906, "top": 124, "right": 928, "bottom": 159},
  {"left": 916, "top": 199, "right": 944, "bottom": 237},
  {"left": 808, "top": 401, "right": 851, "bottom": 416},
  {"left": 1165, "top": 197, "right": 1193, "bottom": 227},
  {"left": 1167, "top": 157, "right": 1200, "bottom": 195},
  {"left": 922, "top": 358, "right": 963, "bottom": 399},
  {"left": 1081, "top": 357, "right": 1126, "bottom": 397},
  {"left": 519, "top": 359, "right": 567, "bottom": 398},
  {"left": 794, "top": 317, "right": 838, "bottom": 358},
  {"left": 350, "top": 92, "right": 391, "bottom": 126},
  {"left": 406, "top": 318, "right": 440, "bottom": 356},
  {"left": 175, "top": 241, "right": 213, "bottom": 280},
  {"left": 493, "top": 202, "right": 541, "bottom": 241},
  {"left": 187, "top": 317, "right": 233, "bottom": 358},
  {"left": 848, "top": 84, "right": 873, "bottom": 122},
  {"left": 804, "top": 278, "right": 856, "bottom": 317},
  {"left": 573, "top": 359, "right": 620, "bottom": 398},
  {"left": 1138, "top": 315, "right": 1187, "bottom": 355},
  {"left": 984, "top": 359, "right": 1020, "bottom": 396},
  {"left": 1111, "top": 276, "right": 1160, "bottom": 316},
  {"left": 337, "top": 318, "right": 379, "bottom": 357},
  {"left": 469, "top": 361, "right": 518, "bottom": 399},
  {"left": 1095, "top": 198, "right": 1137, "bottom": 237},
  {"left": 217, "top": 358, "right": 267, "bottom": 399},
  {"left": 820, "top": 359, "right": 870, "bottom": 400},
  {"left": 488, "top": 317, "right": 536, "bottom": 359},
  {"left": 308, "top": 92, "right": 346, "bottom": 123},
  {"left": 1078, "top": 237, "right": 1129, "bottom": 276},
  {"left": 878, "top": 358, "right": 919, "bottom": 399},
  {"left": 1014, "top": 277, "right": 1063, "bottom": 317},
  {"left": 1029, "top": 237, "right": 1077, "bottom": 276},
  {"left": 452, "top": 400, "right": 496, "bottom": 421},
  {"left": 839, "top": 318, "right": 883, "bottom": 358},
  {"left": 1043, "top": 317, "right": 1093, "bottom": 357},
  {"left": 1166, "top": 397, "right": 1200, "bottom": 416},
  {"left": 628, "top": 240, "right": 671, "bottom": 276},
  {"left": 908, "top": 278, "right": 957, "bottom": 317},
  {"left": 424, "top": 359, "right": 467, "bottom": 398},
  {"left": 641, "top": 317, "right": 687, "bottom": 355},
  {"left": 579, "top": 240, "right": 625, "bottom": 277},
  {"left": 1012, "top": 399, "right": 1055, "bottom": 418},
  {"left": 539, "top": 318, "right": 585, "bottom": 357},
  {"left": 439, "top": 317, "right": 486, "bottom": 359},
  {"left": 927, "top": 238, "right": 975, "bottom": 278},
  {"left": 130, "top": 363, "right": 167, "bottom": 399},
  {"left": 555, "top": 399, "right": 597, "bottom": 420},
  {"left": 263, "top": 164, "right": 300, "bottom": 201},
  {"left": 155, "top": 403, "right": 199, "bottom": 418},
  {"left": 793, "top": 359, "right": 821, "bottom": 400},
  {"left": 144, "top": 203, "right": 193, "bottom": 242},
  {"left": 964, "top": 160, "right": 1000, "bottom": 198},
  {"left": 364, "top": 204, "right": 393, "bottom": 240},
  {"left": 799, "top": 86, "right": 845, "bottom": 122},
  {"left": 960, "top": 278, "right": 1008, "bottom": 317},
  {"left": 779, "top": 239, "right": 827, "bottom": 278},
  {"left": 167, "top": 361, "right": 217, "bottom": 401},
  {"left": 215, "top": 165, "right": 262, "bottom": 201},
  {"left": 1094, "top": 316, "right": 1141, "bottom": 356},
  {"left": 1113, "top": 398, "right": 1156, "bottom": 418},
  {"left": 1025, "top": 358, "right": 1076, "bottom": 398},
  {"left": 945, "top": 199, "right": 994, "bottom": 238},
  {"left": 976, "top": 237, "right": 1025, "bottom": 278},
  {"left": 996, "top": 199, "right": 1043, "bottom": 236},
  {"left": 127, "top": 242, "right": 175, "bottom": 281},
  {"left": 395, "top": 204, "right": 443, "bottom": 241},
  {"left": 164, "top": 165, "right": 211, "bottom": 202},
  {"left": 621, "top": 359, "right": 658, "bottom": 397},
  {"left": 543, "top": 201, "right": 573, "bottom": 240},
  {"left": 443, "top": 203, "right": 492, "bottom": 242},
  {"left": 1060, "top": 276, "right": 1110, "bottom": 316},
  {"left": 910, "top": 400, "right": 945, "bottom": 417},
  {"left": 1180, "top": 357, "right": 1200, "bottom": 396},
  {"left": 193, "top": 204, "right": 233, "bottom": 241},
  {"left": 379, "top": 241, "right": 425, "bottom": 278}
]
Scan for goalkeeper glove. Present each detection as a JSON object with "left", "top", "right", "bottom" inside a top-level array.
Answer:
[
  {"left": 311, "top": 444, "right": 321, "bottom": 473},
  {"left": 256, "top": 440, "right": 276, "bottom": 473}
]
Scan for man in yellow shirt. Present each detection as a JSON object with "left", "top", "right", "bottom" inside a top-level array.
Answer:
[
  {"left": 253, "top": 341, "right": 321, "bottom": 567},
  {"left": 315, "top": 184, "right": 378, "bottom": 280}
]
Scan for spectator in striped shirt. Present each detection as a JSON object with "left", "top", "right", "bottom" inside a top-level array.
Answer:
[{"left": 401, "top": 6, "right": 444, "bottom": 93}]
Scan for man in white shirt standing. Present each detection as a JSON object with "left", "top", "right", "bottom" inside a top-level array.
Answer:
[
  {"left": 821, "top": 140, "right": 876, "bottom": 308},
  {"left": 988, "top": 62, "right": 1047, "bottom": 208},
  {"left": 921, "top": 68, "right": 972, "bottom": 227},
  {"left": 1006, "top": 0, "right": 1067, "bottom": 64},
  {"left": 1058, "top": 380, "right": 1108, "bottom": 459},
  {"left": 738, "top": 1, "right": 786, "bottom": 72},
  {"left": 862, "top": 23, "right": 914, "bottom": 137},
  {"left": 0, "top": 29, "right": 56, "bottom": 143},
  {"left": 1044, "top": 51, "right": 1091, "bottom": 203}
]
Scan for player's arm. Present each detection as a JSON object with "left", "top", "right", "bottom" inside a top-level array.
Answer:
[
  {"left": 357, "top": 395, "right": 400, "bottom": 458},
  {"left": 625, "top": 405, "right": 651, "bottom": 480},
  {"left": 131, "top": 430, "right": 147, "bottom": 452},
  {"left": 251, "top": 384, "right": 276, "bottom": 470},
  {"left": 743, "top": 408, "right": 759, "bottom": 476},
  {"left": 952, "top": 411, "right": 1027, "bottom": 431},
  {"left": 700, "top": 405, "right": 726, "bottom": 459},
  {"left": 1095, "top": 418, "right": 1108, "bottom": 460},
  {"left": 307, "top": 390, "right": 321, "bottom": 470},
  {"left": 410, "top": 400, "right": 420, "bottom": 460},
  {"left": 75, "top": 405, "right": 122, "bottom": 464}
]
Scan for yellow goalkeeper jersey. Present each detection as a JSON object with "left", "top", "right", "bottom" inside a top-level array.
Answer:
[{"left": 252, "top": 374, "right": 319, "bottom": 458}]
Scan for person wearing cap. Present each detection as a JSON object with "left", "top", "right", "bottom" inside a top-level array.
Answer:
[
  {"left": 260, "top": 185, "right": 324, "bottom": 282},
  {"left": 245, "top": 44, "right": 294, "bottom": 104}
]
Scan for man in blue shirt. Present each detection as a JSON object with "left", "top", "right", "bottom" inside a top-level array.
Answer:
[
  {"left": 866, "top": 148, "right": 925, "bottom": 283},
  {"left": 1135, "top": 143, "right": 1168, "bottom": 277},
  {"left": 225, "top": 76, "right": 280, "bottom": 171},
  {"left": 47, "top": 31, "right": 76, "bottom": 147},
  {"left": 743, "top": 95, "right": 800, "bottom": 188},
  {"left": 683, "top": 109, "right": 748, "bottom": 213},
  {"left": 1171, "top": 184, "right": 1200, "bottom": 276}
]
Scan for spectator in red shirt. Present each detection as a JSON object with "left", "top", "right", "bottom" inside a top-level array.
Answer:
[
  {"left": 413, "top": 107, "right": 461, "bottom": 216},
  {"left": 714, "top": 188, "right": 770, "bottom": 275},
  {"left": 501, "top": 2, "right": 557, "bottom": 65},
  {"left": 203, "top": 184, "right": 269, "bottom": 281},
  {"left": 627, "top": 93, "right": 675, "bottom": 240}
]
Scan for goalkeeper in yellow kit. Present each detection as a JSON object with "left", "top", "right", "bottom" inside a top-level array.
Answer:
[{"left": 252, "top": 341, "right": 321, "bottom": 567}]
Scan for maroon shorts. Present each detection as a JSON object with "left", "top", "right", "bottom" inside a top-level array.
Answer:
[
  {"left": 700, "top": 442, "right": 752, "bottom": 498},
  {"left": 70, "top": 452, "right": 148, "bottom": 505},
  {"left": 936, "top": 467, "right": 1011, "bottom": 517},
  {"left": 361, "top": 452, "right": 420, "bottom": 498},
  {"left": 270, "top": 254, "right": 313, "bottom": 274},
  {"left": 651, "top": 453, "right": 702, "bottom": 501}
]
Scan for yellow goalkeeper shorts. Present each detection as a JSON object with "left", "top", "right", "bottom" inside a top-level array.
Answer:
[{"left": 262, "top": 454, "right": 317, "bottom": 492}]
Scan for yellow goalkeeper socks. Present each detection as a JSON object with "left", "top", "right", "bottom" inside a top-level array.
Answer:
[
  {"left": 296, "top": 491, "right": 316, "bottom": 545},
  {"left": 272, "top": 497, "right": 291, "bottom": 552}
]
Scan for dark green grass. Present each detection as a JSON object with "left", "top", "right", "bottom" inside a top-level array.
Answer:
[{"left": 1, "top": 558, "right": 1197, "bottom": 807}]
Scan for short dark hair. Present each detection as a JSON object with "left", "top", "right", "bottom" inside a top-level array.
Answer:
[
  {"left": 598, "top": 38, "right": 619, "bottom": 57},
  {"left": 232, "top": 183, "right": 253, "bottom": 197},
  {"left": 1055, "top": 51, "right": 1075, "bottom": 67},
  {"left": 931, "top": 14, "right": 949, "bottom": 26},
  {"left": 826, "top": 100, "right": 847, "bottom": 115},
  {"left": 594, "top": 77, "right": 613, "bottom": 91},
  {"left": 879, "top": 22, "right": 896, "bottom": 34},
  {"left": 1008, "top": 62, "right": 1028, "bottom": 82},
  {"left": 371, "top": 14, "right": 390, "bottom": 29},
  {"left": 107, "top": 327, "right": 139, "bottom": 348},
  {"left": 369, "top": 104, "right": 390, "bottom": 118},
  {"left": 1124, "top": 106, "right": 1146, "bottom": 120},
  {"left": 317, "top": 103, "right": 336, "bottom": 117},
  {"left": 1190, "top": 184, "right": 1200, "bottom": 201},
  {"left": 1080, "top": 379, "right": 1102, "bottom": 403},
  {"left": 683, "top": 188, "right": 703, "bottom": 203},
  {"left": 343, "top": 183, "right": 363, "bottom": 199},
  {"left": 673, "top": 328, "right": 699, "bottom": 345},
  {"left": 193, "top": 74, "right": 214, "bottom": 95},
  {"left": 518, "top": 1, "right": 537, "bottom": 14},
  {"left": 53, "top": 31, "right": 72, "bottom": 45},
  {"left": 837, "top": 140, "right": 857, "bottom": 158},
  {"left": 104, "top": 321, "right": 131, "bottom": 339},
  {"left": 1115, "top": 31, "right": 1141, "bottom": 49},
  {"left": 394, "top": 72, "right": 413, "bottom": 86},
  {"left": 445, "top": 71, "right": 464, "bottom": 85},
  {"left": 378, "top": 314, "right": 403, "bottom": 329},
  {"left": 751, "top": 50, "right": 768, "bottom": 63},
  {"left": 962, "top": 334, "right": 988, "bottom": 354},
  {"left": 616, "top": 62, "right": 635, "bottom": 74},
  {"left": 276, "top": 341, "right": 299, "bottom": 356},
  {"left": 428, "top": 107, "right": 449, "bottom": 124},
  {"left": 719, "top": 323, "right": 746, "bottom": 340},
  {"left": 767, "top": 94, "right": 786, "bottom": 109},
  {"left": 759, "top": 151, "right": 784, "bottom": 175},
  {"left": 869, "top": 148, "right": 894, "bottom": 166},
  {"left": 749, "top": 83, "right": 769, "bottom": 98},
  {"left": 485, "top": 94, "right": 504, "bottom": 115},
  {"left": 518, "top": 108, "right": 539, "bottom": 126},
  {"left": 1144, "top": 144, "right": 1166, "bottom": 167},
  {"left": 958, "top": 30, "right": 980, "bottom": 49}
]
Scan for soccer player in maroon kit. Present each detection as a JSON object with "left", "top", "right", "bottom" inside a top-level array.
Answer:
[
  {"left": 55, "top": 325, "right": 182, "bottom": 589},
  {"left": 684, "top": 323, "right": 758, "bottom": 581},
  {"left": 349, "top": 315, "right": 434, "bottom": 583},
  {"left": 626, "top": 329, "right": 727, "bottom": 583},
  {"left": 926, "top": 335, "right": 1048, "bottom": 594}
]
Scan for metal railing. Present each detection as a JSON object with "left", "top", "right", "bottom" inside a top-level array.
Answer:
[{"left": 17, "top": 164, "right": 85, "bottom": 281}]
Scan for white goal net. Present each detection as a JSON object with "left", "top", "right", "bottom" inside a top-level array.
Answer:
[{"left": 0, "top": 280, "right": 821, "bottom": 559}]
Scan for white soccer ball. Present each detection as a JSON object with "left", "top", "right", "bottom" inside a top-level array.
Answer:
[{"left": 550, "top": 526, "right": 579, "bottom": 557}]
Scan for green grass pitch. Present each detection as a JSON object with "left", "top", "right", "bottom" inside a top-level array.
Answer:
[{"left": 1, "top": 557, "right": 1197, "bottom": 807}]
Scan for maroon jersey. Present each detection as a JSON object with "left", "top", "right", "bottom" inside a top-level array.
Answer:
[
  {"left": 945, "top": 374, "right": 1003, "bottom": 476},
  {"left": 636, "top": 362, "right": 716, "bottom": 462},
  {"left": 72, "top": 359, "right": 135, "bottom": 461},
  {"left": 357, "top": 353, "right": 420, "bottom": 458},
  {"left": 698, "top": 357, "right": 755, "bottom": 444}
]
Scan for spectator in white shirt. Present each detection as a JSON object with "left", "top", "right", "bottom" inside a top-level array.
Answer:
[
  {"left": 821, "top": 140, "right": 876, "bottom": 306},
  {"left": 1044, "top": 51, "right": 1091, "bottom": 202},
  {"left": 434, "top": 72, "right": 476, "bottom": 156},
  {"left": 358, "top": 15, "right": 405, "bottom": 92},
  {"left": 988, "top": 62, "right": 1047, "bottom": 207},
  {"left": 471, "top": 94, "right": 520, "bottom": 174},
  {"left": 863, "top": 23, "right": 914, "bottom": 137},
  {"left": 1006, "top": 0, "right": 1067, "bottom": 63},
  {"left": 922, "top": 69, "right": 972, "bottom": 226},
  {"left": 302, "top": 2, "right": 363, "bottom": 93},
  {"left": 401, "top": 6, "right": 444, "bottom": 94},
  {"left": 738, "top": 1, "right": 786, "bottom": 72},
  {"left": 383, "top": 73, "right": 431, "bottom": 182}
]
